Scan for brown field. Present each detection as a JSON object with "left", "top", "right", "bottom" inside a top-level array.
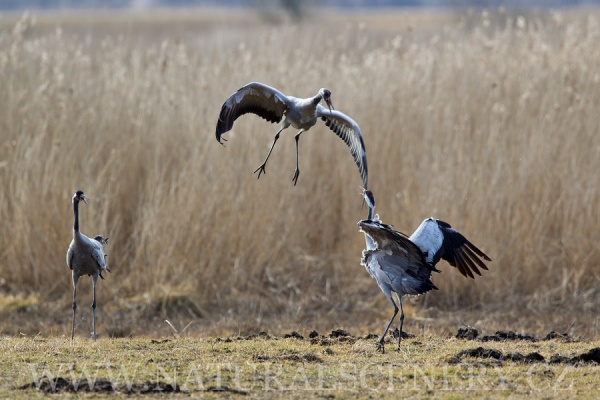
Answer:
[
  {"left": 0, "top": 7, "right": 598, "bottom": 343},
  {"left": 3, "top": 334, "right": 600, "bottom": 399}
]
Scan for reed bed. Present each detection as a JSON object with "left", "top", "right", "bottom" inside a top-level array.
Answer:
[{"left": 0, "top": 8, "right": 598, "bottom": 338}]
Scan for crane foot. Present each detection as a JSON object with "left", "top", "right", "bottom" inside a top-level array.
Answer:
[
  {"left": 292, "top": 168, "right": 300, "bottom": 186},
  {"left": 254, "top": 163, "right": 267, "bottom": 179}
]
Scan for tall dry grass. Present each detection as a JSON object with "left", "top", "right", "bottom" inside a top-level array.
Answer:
[{"left": 0, "top": 8, "right": 598, "bottom": 337}]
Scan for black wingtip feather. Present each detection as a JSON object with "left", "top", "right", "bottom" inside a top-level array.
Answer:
[
  {"left": 453, "top": 250, "right": 476, "bottom": 279},
  {"left": 464, "top": 238, "right": 492, "bottom": 262},
  {"left": 462, "top": 245, "right": 490, "bottom": 271},
  {"left": 461, "top": 249, "right": 483, "bottom": 276}
]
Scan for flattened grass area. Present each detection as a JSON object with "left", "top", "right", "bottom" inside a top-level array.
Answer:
[{"left": 2, "top": 332, "right": 599, "bottom": 399}]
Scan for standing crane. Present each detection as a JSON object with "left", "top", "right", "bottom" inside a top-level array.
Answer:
[
  {"left": 359, "top": 190, "right": 491, "bottom": 352},
  {"left": 66, "top": 190, "right": 110, "bottom": 341},
  {"left": 216, "top": 82, "right": 368, "bottom": 188}
]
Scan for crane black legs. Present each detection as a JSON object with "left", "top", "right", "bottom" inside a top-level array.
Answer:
[
  {"left": 91, "top": 274, "right": 98, "bottom": 341},
  {"left": 377, "top": 296, "right": 398, "bottom": 353},
  {"left": 71, "top": 273, "right": 79, "bottom": 342},
  {"left": 254, "top": 126, "right": 306, "bottom": 186},
  {"left": 71, "top": 272, "right": 99, "bottom": 341},
  {"left": 292, "top": 129, "right": 306, "bottom": 186},
  {"left": 254, "top": 127, "right": 285, "bottom": 179},
  {"left": 396, "top": 295, "right": 405, "bottom": 351},
  {"left": 377, "top": 294, "right": 405, "bottom": 353}
]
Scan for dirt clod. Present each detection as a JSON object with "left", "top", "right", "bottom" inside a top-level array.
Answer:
[
  {"left": 205, "top": 385, "right": 247, "bottom": 395},
  {"left": 549, "top": 354, "right": 570, "bottom": 364},
  {"left": 479, "top": 331, "right": 537, "bottom": 342},
  {"left": 20, "top": 377, "right": 181, "bottom": 394},
  {"left": 329, "top": 329, "right": 352, "bottom": 338},
  {"left": 574, "top": 347, "right": 600, "bottom": 363},
  {"left": 543, "top": 331, "right": 572, "bottom": 341},
  {"left": 456, "top": 327, "right": 479, "bottom": 340},
  {"left": 390, "top": 328, "right": 413, "bottom": 339},
  {"left": 460, "top": 347, "right": 503, "bottom": 360},
  {"left": 551, "top": 347, "right": 600, "bottom": 364},
  {"left": 448, "top": 347, "right": 545, "bottom": 365},
  {"left": 283, "top": 331, "right": 304, "bottom": 340},
  {"left": 244, "top": 331, "right": 271, "bottom": 340}
]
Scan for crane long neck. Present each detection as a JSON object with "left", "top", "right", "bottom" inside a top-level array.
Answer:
[
  {"left": 364, "top": 203, "right": 376, "bottom": 250},
  {"left": 367, "top": 203, "right": 374, "bottom": 220},
  {"left": 73, "top": 199, "right": 80, "bottom": 233},
  {"left": 312, "top": 93, "right": 323, "bottom": 107}
]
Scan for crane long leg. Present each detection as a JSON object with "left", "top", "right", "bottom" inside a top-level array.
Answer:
[
  {"left": 396, "top": 293, "right": 404, "bottom": 351},
  {"left": 254, "top": 126, "right": 285, "bottom": 179},
  {"left": 91, "top": 274, "right": 99, "bottom": 341},
  {"left": 377, "top": 296, "right": 399, "bottom": 353},
  {"left": 292, "top": 129, "right": 305, "bottom": 186},
  {"left": 71, "top": 273, "right": 79, "bottom": 341}
]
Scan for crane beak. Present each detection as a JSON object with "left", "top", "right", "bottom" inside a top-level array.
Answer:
[
  {"left": 325, "top": 98, "right": 334, "bottom": 113},
  {"left": 358, "top": 220, "right": 370, "bottom": 228}
]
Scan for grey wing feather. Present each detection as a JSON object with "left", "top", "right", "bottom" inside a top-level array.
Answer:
[
  {"left": 216, "top": 82, "right": 289, "bottom": 143},
  {"left": 374, "top": 251, "right": 438, "bottom": 295},
  {"left": 92, "top": 250, "right": 105, "bottom": 269},
  {"left": 66, "top": 246, "right": 74, "bottom": 270},
  {"left": 89, "top": 240, "right": 106, "bottom": 270},
  {"left": 317, "top": 104, "right": 368, "bottom": 189},
  {"left": 361, "top": 221, "right": 423, "bottom": 260},
  {"left": 92, "top": 242, "right": 111, "bottom": 278}
]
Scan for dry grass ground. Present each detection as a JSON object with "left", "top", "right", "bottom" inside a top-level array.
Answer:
[
  {"left": 0, "top": 7, "right": 598, "bottom": 341},
  {"left": 2, "top": 333, "right": 600, "bottom": 398}
]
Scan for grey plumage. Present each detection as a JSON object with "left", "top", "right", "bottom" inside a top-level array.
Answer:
[
  {"left": 66, "top": 190, "right": 109, "bottom": 341},
  {"left": 216, "top": 82, "right": 368, "bottom": 188},
  {"left": 359, "top": 190, "right": 491, "bottom": 352}
]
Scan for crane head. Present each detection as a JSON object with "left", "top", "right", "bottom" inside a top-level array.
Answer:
[
  {"left": 358, "top": 219, "right": 381, "bottom": 235},
  {"left": 358, "top": 218, "right": 390, "bottom": 231},
  {"left": 362, "top": 189, "right": 375, "bottom": 210},
  {"left": 73, "top": 190, "right": 89, "bottom": 205},
  {"left": 94, "top": 235, "right": 109, "bottom": 245},
  {"left": 320, "top": 88, "right": 334, "bottom": 113}
]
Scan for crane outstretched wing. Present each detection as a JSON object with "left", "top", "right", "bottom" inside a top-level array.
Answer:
[
  {"left": 436, "top": 219, "right": 491, "bottom": 279},
  {"left": 318, "top": 104, "right": 368, "bottom": 189},
  {"left": 216, "top": 82, "right": 289, "bottom": 143},
  {"left": 410, "top": 218, "right": 491, "bottom": 279}
]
